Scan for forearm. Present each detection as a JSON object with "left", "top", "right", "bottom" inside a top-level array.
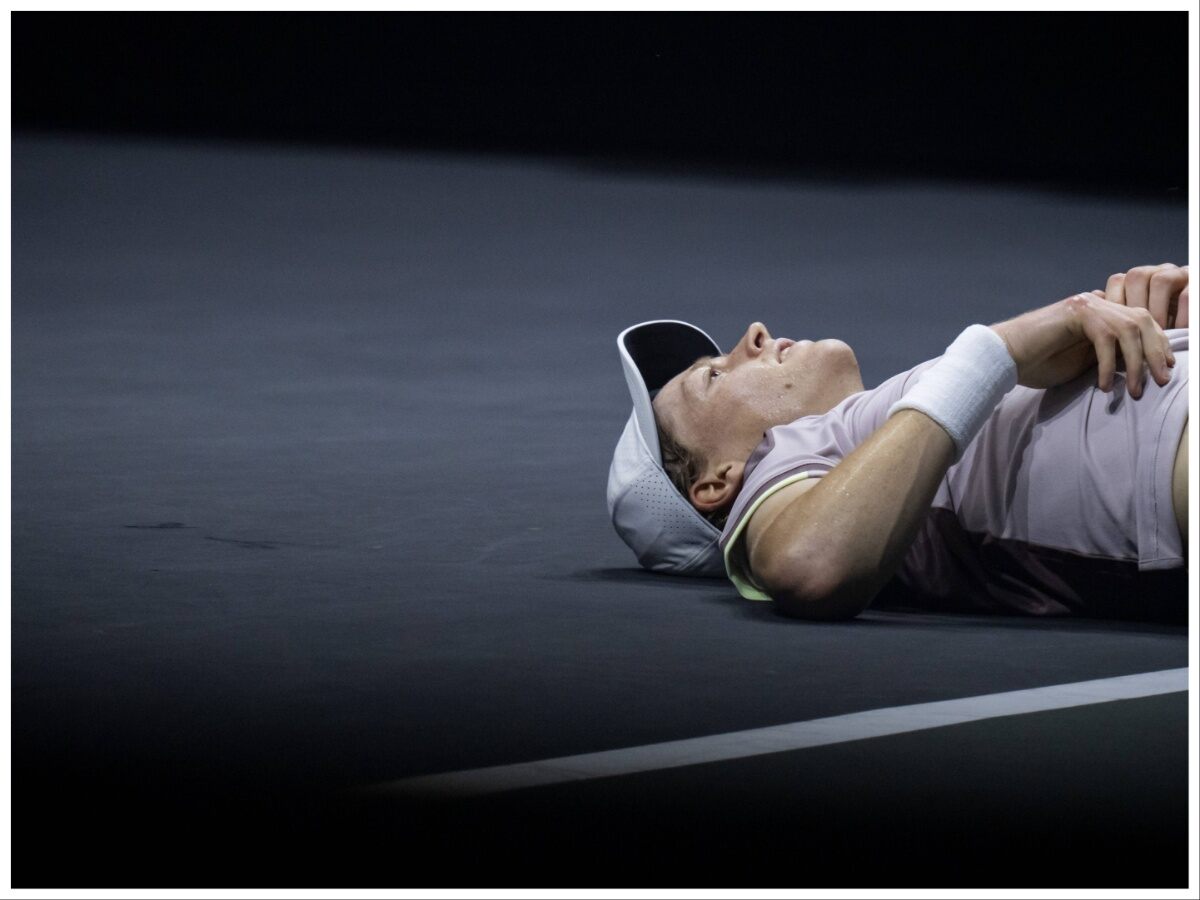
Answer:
[
  {"left": 753, "top": 409, "right": 954, "bottom": 617},
  {"left": 751, "top": 324, "right": 1017, "bottom": 619},
  {"left": 747, "top": 279, "right": 1181, "bottom": 619}
]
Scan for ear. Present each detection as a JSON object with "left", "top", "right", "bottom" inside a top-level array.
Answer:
[{"left": 689, "top": 459, "right": 746, "bottom": 514}]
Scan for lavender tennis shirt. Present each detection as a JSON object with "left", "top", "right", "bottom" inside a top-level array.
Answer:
[{"left": 720, "top": 330, "right": 1189, "bottom": 617}]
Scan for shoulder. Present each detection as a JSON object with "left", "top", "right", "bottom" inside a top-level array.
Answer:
[
  {"left": 722, "top": 473, "right": 822, "bottom": 601},
  {"left": 744, "top": 476, "right": 822, "bottom": 575},
  {"left": 739, "top": 472, "right": 825, "bottom": 564}
]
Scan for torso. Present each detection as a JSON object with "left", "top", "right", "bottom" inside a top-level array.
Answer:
[{"left": 722, "top": 330, "right": 1191, "bottom": 615}]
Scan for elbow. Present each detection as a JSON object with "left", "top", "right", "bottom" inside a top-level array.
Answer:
[{"left": 760, "top": 557, "right": 875, "bottom": 621}]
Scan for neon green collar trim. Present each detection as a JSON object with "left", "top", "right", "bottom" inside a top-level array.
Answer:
[{"left": 722, "top": 472, "right": 813, "bottom": 601}]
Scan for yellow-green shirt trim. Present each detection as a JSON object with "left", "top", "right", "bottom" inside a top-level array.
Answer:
[{"left": 723, "top": 472, "right": 814, "bottom": 602}]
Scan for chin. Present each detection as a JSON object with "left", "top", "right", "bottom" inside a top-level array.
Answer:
[
  {"left": 816, "top": 339, "right": 864, "bottom": 401},
  {"left": 817, "top": 337, "right": 854, "bottom": 356},
  {"left": 812, "top": 338, "right": 859, "bottom": 374}
]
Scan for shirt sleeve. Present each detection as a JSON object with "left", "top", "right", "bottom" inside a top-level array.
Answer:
[{"left": 722, "top": 471, "right": 818, "bottom": 601}]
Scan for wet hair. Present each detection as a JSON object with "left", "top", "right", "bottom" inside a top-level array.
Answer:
[{"left": 656, "top": 419, "right": 730, "bottom": 531}]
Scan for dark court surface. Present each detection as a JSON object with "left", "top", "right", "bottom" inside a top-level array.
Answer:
[{"left": 10, "top": 134, "right": 1191, "bottom": 886}]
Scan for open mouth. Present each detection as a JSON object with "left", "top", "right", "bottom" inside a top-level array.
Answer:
[{"left": 776, "top": 338, "right": 796, "bottom": 362}]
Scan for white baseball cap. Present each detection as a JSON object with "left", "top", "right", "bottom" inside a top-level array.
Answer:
[{"left": 607, "top": 320, "right": 727, "bottom": 577}]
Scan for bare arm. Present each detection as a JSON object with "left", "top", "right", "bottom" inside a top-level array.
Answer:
[
  {"left": 744, "top": 278, "right": 1184, "bottom": 621},
  {"left": 746, "top": 409, "right": 953, "bottom": 620}
]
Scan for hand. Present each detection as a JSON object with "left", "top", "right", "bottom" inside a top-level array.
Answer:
[
  {"left": 991, "top": 290, "right": 1174, "bottom": 399},
  {"left": 1100, "top": 263, "right": 1189, "bottom": 330}
]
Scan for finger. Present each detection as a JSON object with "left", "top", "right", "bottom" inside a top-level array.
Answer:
[
  {"left": 1092, "top": 324, "right": 1118, "bottom": 392},
  {"left": 1171, "top": 267, "right": 1189, "bottom": 331},
  {"left": 1114, "top": 311, "right": 1147, "bottom": 398},
  {"left": 1080, "top": 298, "right": 1119, "bottom": 392},
  {"left": 1147, "top": 265, "right": 1183, "bottom": 330},
  {"left": 1134, "top": 308, "right": 1173, "bottom": 387},
  {"left": 1122, "top": 265, "right": 1159, "bottom": 314},
  {"left": 1104, "top": 271, "right": 1126, "bottom": 305}
]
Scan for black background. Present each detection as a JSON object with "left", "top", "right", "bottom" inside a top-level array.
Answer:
[
  {"left": 12, "top": 11, "right": 1190, "bottom": 196},
  {"left": 11, "top": 11, "right": 1193, "bottom": 887}
]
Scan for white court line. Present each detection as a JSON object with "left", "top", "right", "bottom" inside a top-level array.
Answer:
[{"left": 367, "top": 668, "right": 1188, "bottom": 798}]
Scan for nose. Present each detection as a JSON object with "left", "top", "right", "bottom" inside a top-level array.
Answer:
[{"left": 736, "top": 322, "right": 772, "bottom": 359}]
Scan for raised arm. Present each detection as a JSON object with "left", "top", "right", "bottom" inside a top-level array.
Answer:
[{"left": 745, "top": 281, "right": 1182, "bottom": 621}]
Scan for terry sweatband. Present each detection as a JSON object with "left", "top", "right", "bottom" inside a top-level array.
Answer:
[{"left": 887, "top": 324, "right": 1018, "bottom": 461}]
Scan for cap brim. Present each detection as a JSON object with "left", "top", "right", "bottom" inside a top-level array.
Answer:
[{"left": 617, "top": 320, "right": 722, "bottom": 461}]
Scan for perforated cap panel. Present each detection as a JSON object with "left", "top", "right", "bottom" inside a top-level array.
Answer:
[{"left": 608, "top": 414, "right": 725, "bottom": 577}]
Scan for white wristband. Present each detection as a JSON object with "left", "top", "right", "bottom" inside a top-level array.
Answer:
[{"left": 887, "top": 324, "right": 1018, "bottom": 461}]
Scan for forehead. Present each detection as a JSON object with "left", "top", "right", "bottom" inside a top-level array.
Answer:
[{"left": 653, "top": 356, "right": 709, "bottom": 422}]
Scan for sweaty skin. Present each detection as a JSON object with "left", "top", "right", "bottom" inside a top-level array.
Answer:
[
  {"left": 655, "top": 294, "right": 1188, "bottom": 618},
  {"left": 651, "top": 323, "right": 865, "bottom": 516}
]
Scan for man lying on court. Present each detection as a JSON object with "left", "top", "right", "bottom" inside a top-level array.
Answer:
[{"left": 608, "top": 263, "right": 1189, "bottom": 621}]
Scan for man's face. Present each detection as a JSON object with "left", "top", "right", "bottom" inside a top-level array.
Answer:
[{"left": 652, "top": 322, "right": 864, "bottom": 466}]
